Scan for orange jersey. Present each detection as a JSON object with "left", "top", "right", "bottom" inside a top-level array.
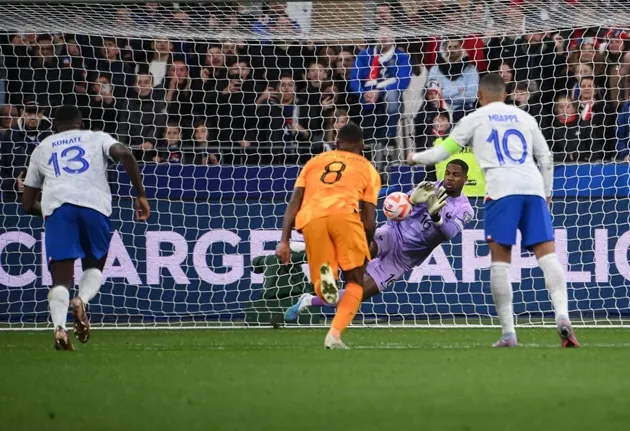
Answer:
[{"left": 294, "top": 150, "right": 381, "bottom": 231}]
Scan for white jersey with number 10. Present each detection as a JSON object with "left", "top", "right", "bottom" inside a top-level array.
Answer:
[
  {"left": 449, "top": 101, "right": 552, "bottom": 201},
  {"left": 23, "top": 130, "right": 117, "bottom": 218}
]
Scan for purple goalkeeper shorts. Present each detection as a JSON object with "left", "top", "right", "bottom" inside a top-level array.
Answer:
[{"left": 366, "top": 224, "right": 412, "bottom": 292}]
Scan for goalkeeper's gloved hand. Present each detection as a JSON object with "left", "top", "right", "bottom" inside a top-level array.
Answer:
[
  {"left": 427, "top": 187, "right": 448, "bottom": 225},
  {"left": 409, "top": 181, "right": 436, "bottom": 205}
]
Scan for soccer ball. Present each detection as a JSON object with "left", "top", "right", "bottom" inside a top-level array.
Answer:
[{"left": 383, "top": 192, "right": 412, "bottom": 221}]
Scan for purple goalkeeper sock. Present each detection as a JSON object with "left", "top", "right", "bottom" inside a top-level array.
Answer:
[{"left": 311, "top": 289, "right": 345, "bottom": 307}]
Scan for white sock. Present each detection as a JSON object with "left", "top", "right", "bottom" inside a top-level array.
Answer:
[
  {"left": 78, "top": 268, "right": 103, "bottom": 304},
  {"left": 48, "top": 286, "right": 69, "bottom": 331},
  {"left": 490, "top": 262, "right": 515, "bottom": 337},
  {"left": 538, "top": 253, "right": 569, "bottom": 323},
  {"left": 298, "top": 294, "right": 314, "bottom": 312}
]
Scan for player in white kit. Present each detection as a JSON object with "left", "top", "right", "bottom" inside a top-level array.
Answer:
[
  {"left": 407, "top": 73, "right": 580, "bottom": 348},
  {"left": 22, "top": 106, "right": 150, "bottom": 350}
]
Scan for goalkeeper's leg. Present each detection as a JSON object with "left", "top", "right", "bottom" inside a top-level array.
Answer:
[{"left": 284, "top": 274, "right": 380, "bottom": 323}]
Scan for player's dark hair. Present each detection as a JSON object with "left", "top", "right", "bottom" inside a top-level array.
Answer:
[
  {"left": 480, "top": 72, "right": 506, "bottom": 94},
  {"left": 336, "top": 123, "right": 364, "bottom": 146},
  {"left": 54, "top": 105, "right": 83, "bottom": 131},
  {"left": 447, "top": 159, "right": 469, "bottom": 175}
]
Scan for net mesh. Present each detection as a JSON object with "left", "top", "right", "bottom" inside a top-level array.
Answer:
[{"left": 0, "top": 0, "right": 629, "bottom": 329}]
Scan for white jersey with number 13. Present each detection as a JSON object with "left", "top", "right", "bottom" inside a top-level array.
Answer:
[{"left": 23, "top": 130, "right": 117, "bottom": 218}]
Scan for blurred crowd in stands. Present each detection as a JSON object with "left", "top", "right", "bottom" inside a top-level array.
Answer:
[{"left": 1, "top": 1, "right": 630, "bottom": 197}]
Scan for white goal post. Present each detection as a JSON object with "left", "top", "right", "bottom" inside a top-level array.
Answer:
[{"left": 0, "top": 0, "right": 629, "bottom": 329}]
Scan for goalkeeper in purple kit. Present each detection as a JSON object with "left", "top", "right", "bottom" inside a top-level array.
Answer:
[{"left": 284, "top": 159, "right": 474, "bottom": 322}]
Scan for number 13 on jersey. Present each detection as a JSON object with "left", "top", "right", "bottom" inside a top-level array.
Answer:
[
  {"left": 47, "top": 145, "right": 90, "bottom": 177},
  {"left": 487, "top": 128, "right": 528, "bottom": 165}
]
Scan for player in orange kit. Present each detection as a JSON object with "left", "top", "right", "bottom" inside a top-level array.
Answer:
[{"left": 276, "top": 123, "right": 381, "bottom": 349}]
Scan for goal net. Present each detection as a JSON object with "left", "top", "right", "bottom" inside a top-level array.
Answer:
[{"left": 0, "top": 0, "right": 629, "bottom": 329}]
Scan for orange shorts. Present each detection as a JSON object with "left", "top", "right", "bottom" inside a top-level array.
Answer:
[{"left": 301, "top": 212, "right": 369, "bottom": 285}]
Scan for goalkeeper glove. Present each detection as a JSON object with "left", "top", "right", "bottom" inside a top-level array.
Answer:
[
  {"left": 409, "top": 181, "right": 436, "bottom": 205},
  {"left": 427, "top": 187, "right": 448, "bottom": 225}
]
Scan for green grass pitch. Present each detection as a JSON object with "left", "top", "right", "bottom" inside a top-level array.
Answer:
[{"left": 1, "top": 328, "right": 629, "bottom": 431}]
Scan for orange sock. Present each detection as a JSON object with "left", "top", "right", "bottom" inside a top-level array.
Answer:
[{"left": 330, "top": 282, "right": 362, "bottom": 336}]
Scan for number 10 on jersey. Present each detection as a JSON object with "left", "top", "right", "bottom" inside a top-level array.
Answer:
[{"left": 487, "top": 128, "right": 528, "bottom": 165}]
